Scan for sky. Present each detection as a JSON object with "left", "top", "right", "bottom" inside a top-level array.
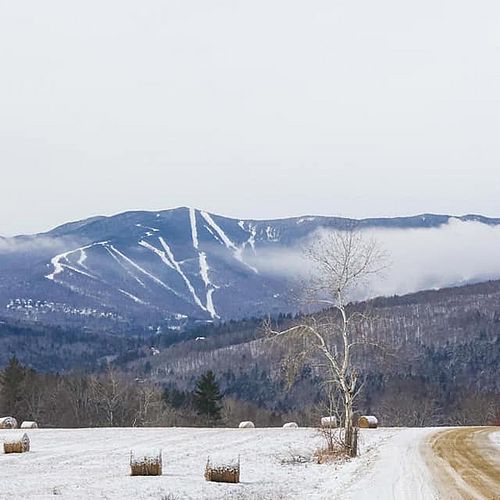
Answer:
[{"left": 0, "top": 0, "right": 499, "bottom": 236}]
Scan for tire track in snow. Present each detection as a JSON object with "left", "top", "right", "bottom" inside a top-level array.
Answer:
[{"left": 427, "top": 426, "right": 500, "bottom": 499}]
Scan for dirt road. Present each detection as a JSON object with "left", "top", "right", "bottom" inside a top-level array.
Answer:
[{"left": 427, "top": 427, "right": 500, "bottom": 500}]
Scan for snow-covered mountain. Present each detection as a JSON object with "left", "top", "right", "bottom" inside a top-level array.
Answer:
[{"left": 1, "top": 207, "right": 499, "bottom": 329}]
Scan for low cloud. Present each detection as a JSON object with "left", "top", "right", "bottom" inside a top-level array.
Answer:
[
  {"left": 249, "top": 219, "right": 500, "bottom": 300},
  {"left": 0, "top": 235, "right": 76, "bottom": 255}
]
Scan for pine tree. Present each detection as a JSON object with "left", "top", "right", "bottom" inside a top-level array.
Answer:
[
  {"left": 193, "top": 371, "right": 223, "bottom": 426},
  {"left": 0, "top": 356, "right": 26, "bottom": 419}
]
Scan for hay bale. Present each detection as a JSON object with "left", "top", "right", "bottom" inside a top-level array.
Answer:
[
  {"left": 358, "top": 415, "right": 378, "bottom": 428},
  {"left": 20, "top": 421, "right": 38, "bottom": 429},
  {"left": 3, "top": 433, "right": 30, "bottom": 454},
  {"left": 283, "top": 422, "right": 299, "bottom": 429},
  {"left": 0, "top": 417, "right": 18, "bottom": 429},
  {"left": 130, "top": 450, "right": 162, "bottom": 476},
  {"left": 238, "top": 421, "right": 255, "bottom": 429},
  {"left": 204, "top": 457, "right": 240, "bottom": 483},
  {"left": 320, "top": 416, "right": 337, "bottom": 428}
]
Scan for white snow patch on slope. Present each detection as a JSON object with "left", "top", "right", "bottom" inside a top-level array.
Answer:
[
  {"left": 239, "top": 221, "right": 257, "bottom": 251},
  {"left": 266, "top": 225, "right": 280, "bottom": 242},
  {"left": 45, "top": 242, "right": 106, "bottom": 281},
  {"left": 189, "top": 208, "right": 199, "bottom": 249},
  {"left": 157, "top": 237, "right": 212, "bottom": 316},
  {"left": 118, "top": 288, "right": 146, "bottom": 304},
  {"left": 201, "top": 211, "right": 258, "bottom": 273},
  {"left": 77, "top": 248, "right": 87, "bottom": 267},
  {"left": 104, "top": 245, "right": 146, "bottom": 288},
  {"left": 189, "top": 209, "right": 219, "bottom": 318},
  {"left": 106, "top": 244, "right": 177, "bottom": 295},
  {"left": 139, "top": 240, "right": 175, "bottom": 270}
]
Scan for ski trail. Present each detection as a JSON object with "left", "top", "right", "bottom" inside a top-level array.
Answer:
[
  {"left": 189, "top": 207, "right": 199, "bottom": 249},
  {"left": 106, "top": 244, "right": 178, "bottom": 295},
  {"left": 238, "top": 220, "right": 257, "bottom": 252},
  {"left": 104, "top": 246, "right": 146, "bottom": 288},
  {"left": 118, "top": 288, "right": 146, "bottom": 305},
  {"left": 138, "top": 240, "right": 175, "bottom": 270},
  {"left": 77, "top": 249, "right": 87, "bottom": 268},
  {"left": 157, "top": 236, "right": 211, "bottom": 315},
  {"left": 201, "top": 211, "right": 258, "bottom": 273},
  {"left": 189, "top": 208, "right": 219, "bottom": 318},
  {"left": 45, "top": 242, "right": 106, "bottom": 281}
]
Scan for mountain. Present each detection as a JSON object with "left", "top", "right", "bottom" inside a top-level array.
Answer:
[{"left": 1, "top": 207, "right": 499, "bottom": 329}]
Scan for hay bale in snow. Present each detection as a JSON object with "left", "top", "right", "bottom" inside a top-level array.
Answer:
[
  {"left": 238, "top": 421, "right": 255, "bottom": 429},
  {"left": 130, "top": 450, "right": 162, "bottom": 476},
  {"left": 20, "top": 421, "right": 38, "bottom": 429},
  {"left": 283, "top": 422, "right": 299, "bottom": 428},
  {"left": 320, "top": 416, "right": 337, "bottom": 428},
  {"left": 358, "top": 415, "right": 378, "bottom": 428},
  {"left": 0, "top": 417, "right": 18, "bottom": 429},
  {"left": 204, "top": 457, "right": 240, "bottom": 483},
  {"left": 3, "top": 433, "right": 30, "bottom": 454}
]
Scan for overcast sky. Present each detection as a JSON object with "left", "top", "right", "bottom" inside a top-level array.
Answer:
[{"left": 0, "top": 1, "right": 498, "bottom": 235}]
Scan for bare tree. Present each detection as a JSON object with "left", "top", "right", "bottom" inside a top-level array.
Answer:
[{"left": 266, "top": 226, "right": 386, "bottom": 456}]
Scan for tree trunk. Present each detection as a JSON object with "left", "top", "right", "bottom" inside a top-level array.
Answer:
[{"left": 344, "top": 393, "right": 357, "bottom": 457}]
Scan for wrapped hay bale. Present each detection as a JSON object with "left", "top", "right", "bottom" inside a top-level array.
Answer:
[
  {"left": 3, "top": 433, "right": 30, "bottom": 454},
  {"left": 283, "top": 422, "right": 299, "bottom": 429},
  {"left": 130, "top": 450, "right": 162, "bottom": 476},
  {"left": 204, "top": 456, "right": 240, "bottom": 483},
  {"left": 21, "top": 421, "right": 38, "bottom": 429},
  {"left": 238, "top": 421, "right": 255, "bottom": 429},
  {"left": 0, "top": 416, "right": 18, "bottom": 429},
  {"left": 358, "top": 415, "right": 378, "bottom": 428},
  {"left": 320, "top": 416, "right": 337, "bottom": 428}
]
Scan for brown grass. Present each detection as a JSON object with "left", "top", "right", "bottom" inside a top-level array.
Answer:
[{"left": 313, "top": 446, "right": 350, "bottom": 464}]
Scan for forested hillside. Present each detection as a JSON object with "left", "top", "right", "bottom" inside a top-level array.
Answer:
[{"left": 0, "top": 280, "right": 498, "bottom": 427}]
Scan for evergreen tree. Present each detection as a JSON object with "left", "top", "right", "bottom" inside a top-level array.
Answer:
[
  {"left": 193, "top": 371, "right": 223, "bottom": 426},
  {"left": 0, "top": 356, "right": 26, "bottom": 419}
]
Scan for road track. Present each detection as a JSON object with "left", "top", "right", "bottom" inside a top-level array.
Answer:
[{"left": 427, "top": 426, "right": 500, "bottom": 500}]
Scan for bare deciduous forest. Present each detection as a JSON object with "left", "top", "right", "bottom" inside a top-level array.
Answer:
[{"left": 1, "top": 280, "right": 499, "bottom": 428}]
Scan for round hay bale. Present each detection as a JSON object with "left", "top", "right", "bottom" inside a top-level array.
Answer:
[
  {"left": 320, "top": 416, "right": 337, "bottom": 428},
  {"left": 130, "top": 450, "right": 162, "bottom": 476},
  {"left": 238, "top": 421, "right": 255, "bottom": 429},
  {"left": 282, "top": 422, "right": 299, "bottom": 429},
  {"left": 0, "top": 417, "right": 18, "bottom": 429},
  {"left": 20, "top": 421, "right": 38, "bottom": 429},
  {"left": 3, "top": 432, "right": 30, "bottom": 454},
  {"left": 205, "top": 457, "right": 240, "bottom": 483},
  {"left": 358, "top": 415, "right": 378, "bottom": 428}
]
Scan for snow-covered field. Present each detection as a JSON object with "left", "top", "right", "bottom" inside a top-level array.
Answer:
[{"left": 0, "top": 427, "right": 451, "bottom": 499}]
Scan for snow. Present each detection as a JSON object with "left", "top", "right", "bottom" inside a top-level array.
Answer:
[
  {"left": 139, "top": 240, "right": 175, "bottom": 270},
  {"left": 107, "top": 244, "right": 177, "bottom": 296},
  {"left": 45, "top": 242, "right": 106, "bottom": 281},
  {"left": 118, "top": 288, "right": 147, "bottom": 305},
  {"left": 189, "top": 207, "right": 199, "bottom": 249},
  {"left": 0, "top": 427, "right": 441, "bottom": 500},
  {"left": 157, "top": 236, "right": 214, "bottom": 317},
  {"left": 105, "top": 245, "right": 147, "bottom": 287},
  {"left": 187, "top": 209, "right": 219, "bottom": 318},
  {"left": 201, "top": 211, "right": 258, "bottom": 273}
]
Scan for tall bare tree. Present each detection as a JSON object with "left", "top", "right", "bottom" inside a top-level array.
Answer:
[{"left": 267, "top": 226, "right": 386, "bottom": 456}]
